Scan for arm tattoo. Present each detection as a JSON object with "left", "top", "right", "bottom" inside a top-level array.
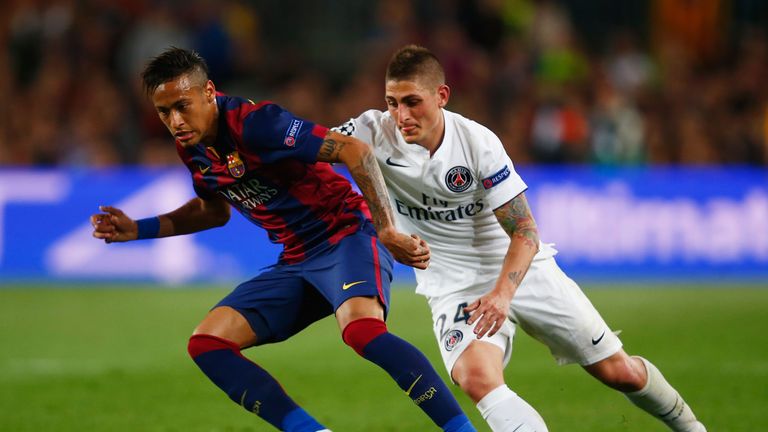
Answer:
[
  {"left": 317, "top": 136, "right": 347, "bottom": 161},
  {"left": 494, "top": 193, "right": 539, "bottom": 251},
  {"left": 349, "top": 149, "right": 393, "bottom": 233},
  {"left": 319, "top": 131, "right": 395, "bottom": 232},
  {"left": 507, "top": 270, "right": 524, "bottom": 286}
]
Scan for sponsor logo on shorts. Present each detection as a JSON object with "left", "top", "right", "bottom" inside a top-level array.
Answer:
[
  {"left": 444, "top": 329, "right": 463, "bottom": 351},
  {"left": 591, "top": 330, "right": 606, "bottom": 345},
  {"left": 445, "top": 166, "right": 473, "bottom": 193},
  {"left": 342, "top": 280, "right": 366, "bottom": 290}
]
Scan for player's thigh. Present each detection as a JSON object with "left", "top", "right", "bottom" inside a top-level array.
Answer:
[
  {"left": 429, "top": 290, "right": 514, "bottom": 383},
  {"left": 335, "top": 296, "right": 385, "bottom": 331},
  {"left": 193, "top": 306, "right": 258, "bottom": 348},
  {"left": 511, "top": 258, "right": 622, "bottom": 366},
  {"left": 215, "top": 265, "right": 333, "bottom": 346},
  {"left": 303, "top": 224, "right": 395, "bottom": 326}
]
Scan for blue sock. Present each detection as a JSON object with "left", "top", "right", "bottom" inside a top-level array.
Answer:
[
  {"left": 343, "top": 318, "right": 476, "bottom": 431},
  {"left": 188, "top": 334, "right": 326, "bottom": 432},
  {"left": 442, "top": 413, "right": 476, "bottom": 432}
]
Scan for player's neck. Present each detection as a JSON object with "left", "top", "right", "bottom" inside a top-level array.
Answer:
[
  {"left": 422, "top": 111, "right": 446, "bottom": 157},
  {"left": 200, "top": 104, "right": 220, "bottom": 146}
]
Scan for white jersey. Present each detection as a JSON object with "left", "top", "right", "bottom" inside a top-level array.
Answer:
[{"left": 336, "top": 109, "right": 557, "bottom": 296}]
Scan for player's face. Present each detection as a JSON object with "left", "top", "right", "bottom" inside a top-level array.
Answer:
[
  {"left": 385, "top": 78, "right": 449, "bottom": 152},
  {"left": 152, "top": 74, "right": 217, "bottom": 147}
]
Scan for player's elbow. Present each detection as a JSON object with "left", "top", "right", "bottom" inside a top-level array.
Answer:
[
  {"left": 528, "top": 227, "right": 541, "bottom": 252},
  {"left": 339, "top": 136, "right": 373, "bottom": 169},
  {"left": 211, "top": 208, "right": 230, "bottom": 227},
  {"left": 514, "top": 225, "right": 540, "bottom": 253},
  {"left": 203, "top": 198, "right": 231, "bottom": 227}
]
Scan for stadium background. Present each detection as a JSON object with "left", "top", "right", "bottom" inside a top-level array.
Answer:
[{"left": 1, "top": 0, "right": 767, "bottom": 431}]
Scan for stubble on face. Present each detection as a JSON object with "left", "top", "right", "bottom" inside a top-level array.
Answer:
[
  {"left": 152, "top": 74, "right": 216, "bottom": 147},
  {"left": 385, "top": 78, "right": 446, "bottom": 152}
]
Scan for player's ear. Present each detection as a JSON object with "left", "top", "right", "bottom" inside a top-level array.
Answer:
[
  {"left": 204, "top": 80, "right": 216, "bottom": 103},
  {"left": 437, "top": 84, "right": 450, "bottom": 108}
]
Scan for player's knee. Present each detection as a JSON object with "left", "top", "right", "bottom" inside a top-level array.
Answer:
[
  {"left": 187, "top": 334, "right": 239, "bottom": 360},
  {"left": 609, "top": 372, "right": 645, "bottom": 392},
  {"left": 342, "top": 317, "right": 387, "bottom": 356},
  {"left": 452, "top": 362, "right": 502, "bottom": 401},
  {"left": 590, "top": 354, "right": 645, "bottom": 392}
]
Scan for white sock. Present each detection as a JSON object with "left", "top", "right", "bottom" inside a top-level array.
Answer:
[
  {"left": 476, "top": 385, "right": 548, "bottom": 432},
  {"left": 625, "top": 357, "right": 706, "bottom": 432}
]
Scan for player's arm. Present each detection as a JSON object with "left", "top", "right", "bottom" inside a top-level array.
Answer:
[
  {"left": 465, "top": 192, "right": 540, "bottom": 338},
  {"left": 315, "top": 129, "right": 430, "bottom": 269},
  {"left": 90, "top": 195, "right": 231, "bottom": 243}
]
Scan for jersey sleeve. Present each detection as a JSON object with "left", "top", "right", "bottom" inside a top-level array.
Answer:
[
  {"left": 476, "top": 130, "right": 527, "bottom": 210},
  {"left": 331, "top": 110, "right": 383, "bottom": 147},
  {"left": 240, "top": 103, "right": 328, "bottom": 163}
]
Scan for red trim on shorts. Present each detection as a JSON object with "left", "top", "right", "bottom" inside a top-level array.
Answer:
[{"left": 371, "top": 237, "right": 385, "bottom": 306}]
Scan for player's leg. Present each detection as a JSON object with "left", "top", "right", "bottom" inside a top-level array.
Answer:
[
  {"left": 513, "top": 258, "right": 705, "bottom": 432},
  {"left": 335, "top": 297, "right": 474, "bottom": 432},
  {"left": 430, "top": 292, "right": 547, "bottom": 432},
  {"left": 452, "top": 341, "right": 547, "bottom": 432},
  {"left": 188, "top": 269, "right": 331, "bottom": 432},
  {"left": 305, "top": 225, "right": 475, "bottom": 431},
  {"left": 584, "top": 351, "right": 706, "bottom": 432}
]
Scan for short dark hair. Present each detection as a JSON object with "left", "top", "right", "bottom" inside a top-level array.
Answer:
[
  {"left": 141, "top": 47, "right": 209, "bottom": 95},
  {"left": 385, "top": 45, "right": 445, "bottom": 88}
]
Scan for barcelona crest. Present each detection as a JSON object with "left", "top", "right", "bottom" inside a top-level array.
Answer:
[{"left": 226, "top": 152, "right": 246, "bottom": 178}]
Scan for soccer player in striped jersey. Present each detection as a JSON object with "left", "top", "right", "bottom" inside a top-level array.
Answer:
[
  {"left": 334, "top": 44, "right": 706, "bottom": 432},
  {"left": 90, "top": 47, "right": 475, "bottom": 432}
]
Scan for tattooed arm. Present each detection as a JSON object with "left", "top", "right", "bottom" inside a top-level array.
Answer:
[
  {"left": 315, "top": 130, "right": 430, "bottom": 269},
  {"left": 465, "top": 192, "right": 540, "bottom": 338}
]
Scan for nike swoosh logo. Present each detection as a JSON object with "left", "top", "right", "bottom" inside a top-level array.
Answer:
[
  {"left": 342, "top": 280, "right": 366, "bottom": 290},
  {"left": 386, "top": 157, "right": 409, "bottom": 167},
  {"left": 405, "top": 374, "right": 422, "bottom": 396},
  {"left": 592, "top": 330, "right": 606, "bottom": 345},
  {"left": 199, "top": 165, "right": 211, "bottom": 174}
]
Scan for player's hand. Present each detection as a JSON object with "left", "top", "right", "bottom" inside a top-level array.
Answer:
[
  {"left": 90, "top": 205, "right": 138, "bottom": 243},
  {"left": 464, "top": 290, "right": 512, "bottom": 339},
  {"left": 378, "top": 230, "right": 430, "bottom": 270}
]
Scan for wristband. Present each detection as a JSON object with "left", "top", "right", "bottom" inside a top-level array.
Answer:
[{"left": 136, "top": 217, "right": 161, "bottom": 240}]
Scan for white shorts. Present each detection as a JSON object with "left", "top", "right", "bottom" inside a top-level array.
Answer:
[{"left": 426, "top": 257, "right": 622, "bottom": 377}]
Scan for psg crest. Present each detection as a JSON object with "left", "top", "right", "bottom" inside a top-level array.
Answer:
[
  {"left": 445, "top": 166, "right": 473, "bottom": 192},
  {"left": 443, "top": 329, "right": 463, "bottom": 351},
  {"left": 226, "top": 152, "right": 246, "bottom": 178}
]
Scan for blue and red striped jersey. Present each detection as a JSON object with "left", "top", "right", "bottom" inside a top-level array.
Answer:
[{"left": 176, "top": 93, "right": 371, "bottom": 264}]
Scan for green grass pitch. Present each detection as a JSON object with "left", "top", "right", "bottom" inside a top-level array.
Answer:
[{"left": 1, "top": 285, "right": 766, "bottom": 431}]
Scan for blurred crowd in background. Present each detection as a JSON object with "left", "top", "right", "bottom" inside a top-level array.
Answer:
[{"left": 2, "top": 0, "right": 768, "bottom": 166}]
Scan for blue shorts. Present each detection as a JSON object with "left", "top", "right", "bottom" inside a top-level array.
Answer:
[{"left": 216, "top": 223, "right": 394, "bottom": 346}]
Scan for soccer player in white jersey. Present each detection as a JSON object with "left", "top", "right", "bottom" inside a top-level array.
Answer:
[{"left": 333, "top": 45, "right": 706, "bottom": 432}]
